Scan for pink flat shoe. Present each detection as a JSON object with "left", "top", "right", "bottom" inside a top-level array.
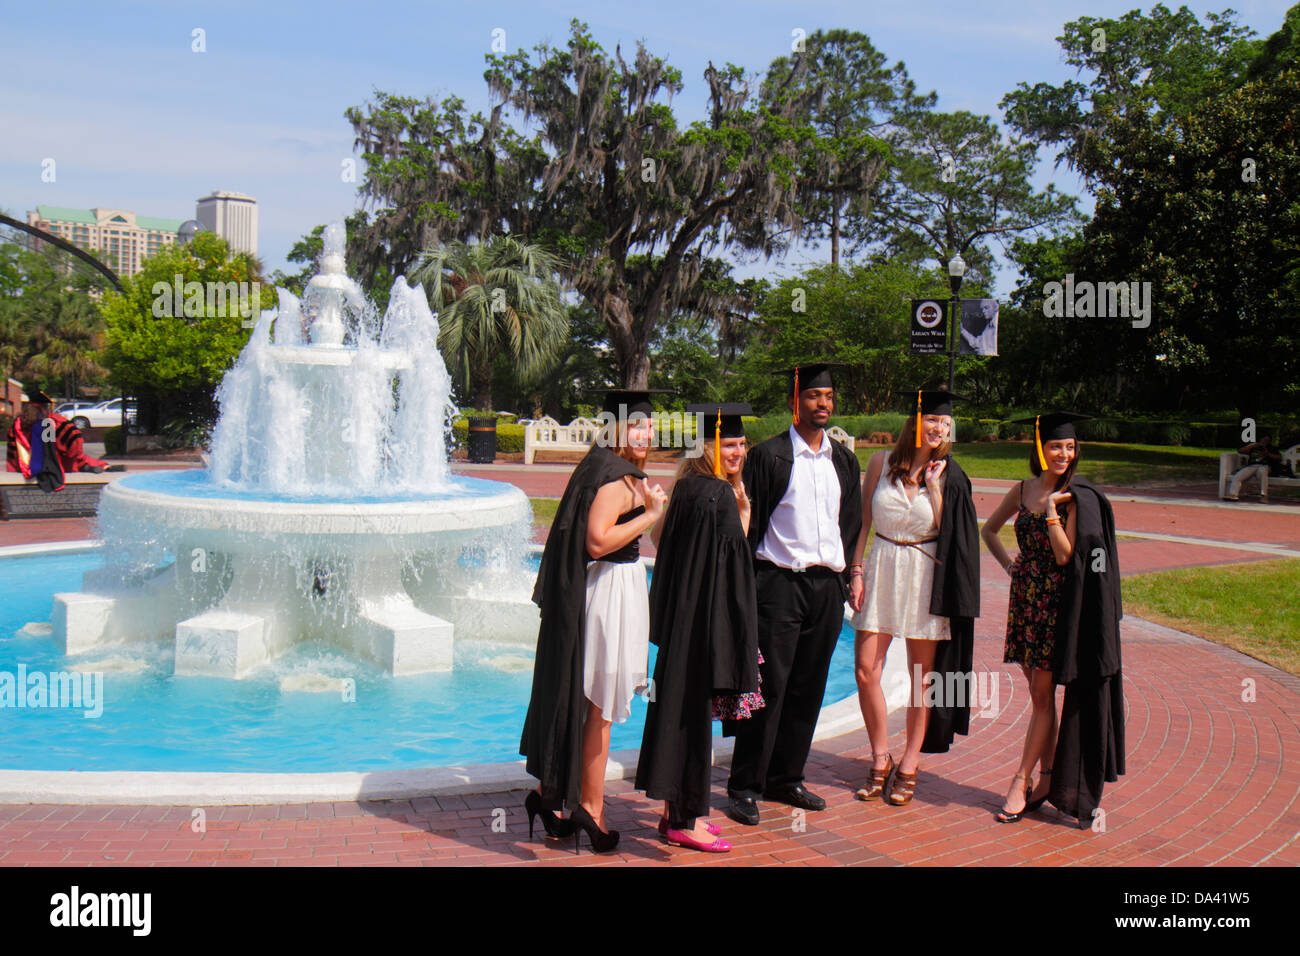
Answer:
[
  {"left": 664, "top": 827, "right": 732, "bottom": 853},
  {"left": 657, "top": 818, "right": 721, "bottom": 836}
]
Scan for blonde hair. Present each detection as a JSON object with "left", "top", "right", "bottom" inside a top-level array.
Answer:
[
  {"left": 674, "top": 438, "right": 746, "bottom": 492},
  {"left": 886, "top": 415, "right": 953, "bottom": 485}
]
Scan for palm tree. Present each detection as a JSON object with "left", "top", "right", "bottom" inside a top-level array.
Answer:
[{"left": 410, "top": 236, "right": 567, "bottom": 411}]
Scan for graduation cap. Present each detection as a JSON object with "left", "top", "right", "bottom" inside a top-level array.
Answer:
[
  {"left": 896, "top": 387, "right": 964, "bottom": 448},
  {"left": 687, "top": 402, "right": 753, "bottom": 476},
  {"left": 591, "top": 388, "right": 672, "bottom": 419},
  {"left": 771, "top": 363, "right": 842, "bottom": 425},
  {"left": 1009, "top": 411, "right": 1092, "bottom": 471},
  {"left": 24, "top": 385, "right": 54, "bottom": 405}
]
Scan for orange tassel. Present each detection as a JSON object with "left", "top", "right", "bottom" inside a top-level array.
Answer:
[
  {"left": 1035, "top": 415, "right": 1048, "bottom": 471},
  {"left": 713, "top": 409, "right": 722, "bottom": 477},
  {"left": 792, "top": 366, "right": 800, "bottom": 425},
  {"left": 915, "top": 390, "right": 923, "bottom": 448}
]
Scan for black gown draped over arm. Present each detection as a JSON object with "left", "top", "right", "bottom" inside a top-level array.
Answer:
[
  {"left": 921, "top": 456, "right": 981, "bottom": 754},
  {"left": 635, "top": 475, "right": 758, "bottom": 820},
  {"left": 1049, "top": 477, "right": 1125, "bottom": 823},
  {"left": 520, "top": 445, "right": 645, "bottom": 810}
]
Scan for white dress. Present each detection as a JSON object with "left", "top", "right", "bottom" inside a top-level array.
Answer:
[
  {"left": 850, "top": 467, "right": 950, "bottom": 640},
  {"left": 582, "top": 506, "right": 650, "bottom": 722}
]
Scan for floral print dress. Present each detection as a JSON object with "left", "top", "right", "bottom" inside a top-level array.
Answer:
[{"left": 1003, "top": 482, "right": 1069, "bottom": 671}]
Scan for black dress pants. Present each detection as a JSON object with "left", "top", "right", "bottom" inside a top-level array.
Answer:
[{"left": 726, "top": 564, "right": 845, "bottom": 797}]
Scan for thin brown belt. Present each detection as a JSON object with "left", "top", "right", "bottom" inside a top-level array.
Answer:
[{"left": 875, "top": 532, "right": 942, "bottom": 564}]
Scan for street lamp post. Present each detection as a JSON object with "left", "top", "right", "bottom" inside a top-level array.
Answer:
[{"left": 947, "top": 253, "right": 967, "bottom": 392}]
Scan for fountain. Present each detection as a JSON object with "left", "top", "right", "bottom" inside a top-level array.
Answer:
[{"left": 51, "top": 224, "right": 531, "bottom": 679}]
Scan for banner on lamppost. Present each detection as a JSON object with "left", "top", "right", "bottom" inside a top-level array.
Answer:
[
  {"left": 959, "top": 298, "right": 999, "bottom": 355},
  {"left": 910, "top": 299, "right": 947, "bottom": 354}
]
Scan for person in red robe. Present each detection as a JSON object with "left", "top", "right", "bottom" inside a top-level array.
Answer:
[{"left": 6, "top": 388, "right": 117, "bottom": 479}]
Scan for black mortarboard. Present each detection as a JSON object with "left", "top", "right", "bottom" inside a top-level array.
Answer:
[
  {"left": 25, "top": 385, "right": 54, "bottom": 405},
  {"left": 772, "top": 362, "right": 839, "bottom": 396},
  {"left": 593, "top": 389, "right": 672, "bottom": 419},
  {"left": 1010, "top": 411, "right": 1092, "bottom": 469},
  {"left": 687, "top": 402, "right": 752, "bottom": 476},
  {"left": 896, "top": 387, "right": 963, "bottom": 417},
  {"left": 687, "top": 402, "right": 752, "bottom": 440}
]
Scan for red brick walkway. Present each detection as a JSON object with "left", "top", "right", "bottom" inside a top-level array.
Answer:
[{"left": 1, "top": 461, "right": 1297, "bottom": 866}]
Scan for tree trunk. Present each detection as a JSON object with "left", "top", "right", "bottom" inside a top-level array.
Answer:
[
  {"left": 602, "top": 292, "right": 651, "bottom": 389},
  {"left": 471, "top": 360, "right": 494, "bottom": 413},
  {"left": 831, "top": 204, "right": 840, "bottom": 268}
]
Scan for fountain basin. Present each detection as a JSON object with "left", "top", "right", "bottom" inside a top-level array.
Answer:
[
  {"left": 57, "top": 470, "right": 531, "bottom": 679},
  {"left": 98, "top": 470, "right": 528, "bottom": 554}
]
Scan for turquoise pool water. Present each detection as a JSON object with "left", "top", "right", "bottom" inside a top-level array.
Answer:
[{"left": 0, "top": 551, "right": 859, "bottom": 773}]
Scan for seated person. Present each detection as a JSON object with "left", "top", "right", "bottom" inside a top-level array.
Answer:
[
  {"left": 1224, "top": 433, "right": 1281, "bottom": 500},
  {"left": 6, "top": 387, "right": 123, "bottom": 481}
]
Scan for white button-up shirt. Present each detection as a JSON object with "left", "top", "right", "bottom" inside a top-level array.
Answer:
[{"left": 756, "top": 426, "right": 845, "bottom": 571}]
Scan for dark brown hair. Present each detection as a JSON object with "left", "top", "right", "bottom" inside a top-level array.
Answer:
[{"left": 887, "top": 415, "right": 953, "bottom": 485}]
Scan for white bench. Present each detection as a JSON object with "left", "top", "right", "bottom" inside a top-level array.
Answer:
[
  {"left": 827, "top": 425, "right": 856, "bottom": 451},
  {"left": 1218, "top": 445, "right": 1300, "bottom": 499},
  {"left": 523, "top": 416, "right": 603, "bottom": 464}
]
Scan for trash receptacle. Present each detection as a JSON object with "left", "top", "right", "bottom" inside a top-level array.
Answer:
[{"left": 467, "top": 416, "right": 497, "bottom": 463}]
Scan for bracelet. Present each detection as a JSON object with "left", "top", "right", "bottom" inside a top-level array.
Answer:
[
  {"left": 849, "top": 569, "right": 863, "bottom": 577},
  {"left": 1046, "top": 516, "right": 1062, "bottom": 527}
]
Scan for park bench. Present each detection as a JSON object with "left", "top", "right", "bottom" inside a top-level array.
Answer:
[
  {"left": 0, "top": 471, "right": 125, "bottom": 519},
  {"left": 1218, "top": 444, "right": 1300, "bottom": 499},
  {"left": 522, "top": 416, "right": 603, "bottom": 464},
  {"left": 827, "top": 425, "right": 856, "bottom": 450}
]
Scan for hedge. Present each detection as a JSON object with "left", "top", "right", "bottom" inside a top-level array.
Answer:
[{"left": 450, "top": 419, "right": 526, "bottom": 454}]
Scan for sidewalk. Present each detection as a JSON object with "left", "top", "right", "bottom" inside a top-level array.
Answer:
[{"left": 1, "top": 460, "right": 1297, "bottom": 866}]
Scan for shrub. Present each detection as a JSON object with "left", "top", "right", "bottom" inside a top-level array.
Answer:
[{"left": 103, "top": 425, "right": 125, "bottom": 455}]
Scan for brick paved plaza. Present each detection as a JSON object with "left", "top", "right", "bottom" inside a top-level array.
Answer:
[{"left": 1, "top": 461, "right": 1296, "bottom": 867}]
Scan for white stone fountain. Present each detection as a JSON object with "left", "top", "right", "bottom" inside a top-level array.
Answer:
[{"left": 52, "top": 224, "right": 531, "bottom": 678}]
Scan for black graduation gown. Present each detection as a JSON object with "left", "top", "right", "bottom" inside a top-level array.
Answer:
[
  {"left": 635, "top": 476, "right": 759, "bottom": 819},
  {"left": 519, "top": 445, "right": 645, "bottom": 810},
  {"left": 921, "top": 456, "right": 981, "bottom": 753},
  {"left": 1049, "top": 477, "right": 1125, "bottom": 822}
]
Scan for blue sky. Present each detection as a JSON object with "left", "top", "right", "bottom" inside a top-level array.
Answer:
[{"left": 1, "top": 0, "right": 1293, "bottom": 294}]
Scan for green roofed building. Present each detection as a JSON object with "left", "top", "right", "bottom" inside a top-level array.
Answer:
[{"left": 26, "top": 205, "right": 185, "bottom": 277}]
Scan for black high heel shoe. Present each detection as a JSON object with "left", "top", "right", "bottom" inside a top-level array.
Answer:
[
  {"left": 569, "top": 805, "right": 619, "bottom": 854},
  {"left": 1025, "top": 768, "right": 1052, "bottom": 813},
  {"left": 524, "top": 790, "right": 573, "bottom": 840}
]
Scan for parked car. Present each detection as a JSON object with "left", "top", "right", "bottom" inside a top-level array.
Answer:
[
  {"left": 71, "top": 397, "right": 137, "bottom": 430},
  {"left": 55, "top": 401, "right": 98, "bottom": 417}
]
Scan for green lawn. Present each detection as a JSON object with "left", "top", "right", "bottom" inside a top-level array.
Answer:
[
  {"left": 854, "top": 441, "right": 1276, "bottom": 488},
  {"left": 1121, "top": 558, "right": 1300, "bottom": 675},
  {"left": 529, "top": 497, "right": 559, "bottom": 526}
]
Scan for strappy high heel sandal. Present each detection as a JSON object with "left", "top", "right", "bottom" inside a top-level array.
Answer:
[
  {"left": 855, "top": 753, "right": 895, "bottom": 801},
  {"left": 886, "top": 764, "right": 917, "bottom": 806},
  {"left": 995, "top": 772, "right": 1033, "bottom": 823},
  {"left": 1025, "top": 768, "right": 1052, "bottom": 813}
]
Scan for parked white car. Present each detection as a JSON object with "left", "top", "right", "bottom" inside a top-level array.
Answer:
[
  {"left": 70, "top": 398, "right": 137, "bottom": 430},
  {"left": 55, "top": 401, "right": 98, "bottom": 417}
]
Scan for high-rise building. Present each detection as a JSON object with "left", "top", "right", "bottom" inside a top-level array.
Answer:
[
  {"left": 196, "top": 190, "right": 257, "bottom": 256},
  {"left": 26, "top": 206, "right": 184, "bottom": 277}
]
